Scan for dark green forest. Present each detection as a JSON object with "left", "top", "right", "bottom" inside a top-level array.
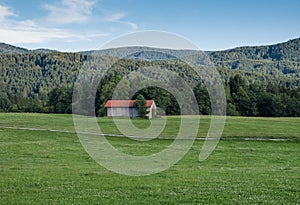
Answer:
[{"left": 0, "top": 38, "right": 299, "bottom": 116}]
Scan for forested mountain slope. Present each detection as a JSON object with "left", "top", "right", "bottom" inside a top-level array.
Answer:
[
  {"left": 84, "top": 38, "right": 300, "bottom": 78},
  {"left": 209, "top": 38, "right": 300, "bottom": 77},
  {"left": 0, "top": 38, "right": 299, "bottom": 116},
  {"left": 0, "top": 43, "right": 29, "bottom": 54}
]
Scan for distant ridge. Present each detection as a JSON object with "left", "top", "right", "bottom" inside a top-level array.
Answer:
[
  {"left": 32, "top": 48, "right": 58, "bottom": 54},
  {"left": 1, "top": 37, "right": 299, "bottom": 56},
  {"left": 0, "top": 43, "right": 29, "bottom": 54},
  {"left": 0, "top": 43, "right": 57, "bottom": 54},
  {"left": 209, "top": 37, "right": 300, "bottom": 74},
  {"left": 1, "top": 37, "right": 299, "bottom": 76},
  {"left": 210, "top": 37, "right": 300, "bottom": 61}
]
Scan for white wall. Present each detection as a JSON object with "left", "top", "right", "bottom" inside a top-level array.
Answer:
[{"left": 107, "top": 107, "right": 138, "bottom": 117}]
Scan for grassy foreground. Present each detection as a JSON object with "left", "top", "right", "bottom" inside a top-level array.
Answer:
[
  {"left": 0, "top": 113, "right": 299, "bottom": 204},
  {"left": 0, "top": 113, "right": 299, "bottom": 139}
]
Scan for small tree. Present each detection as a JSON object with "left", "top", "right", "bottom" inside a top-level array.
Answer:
[{"left": 134, "top": 95, "right": 148, "bottom": 118}]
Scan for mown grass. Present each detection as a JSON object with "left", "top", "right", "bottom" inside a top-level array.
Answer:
[
  {"left": 0, "top": 113, "right": 299, "bottom": 204},
  {"left": 0, "top": 113, "right": 299, "bottom": 139}
]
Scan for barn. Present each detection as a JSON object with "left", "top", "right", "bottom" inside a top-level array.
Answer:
[{"left": 104, "top": 100, "right": 156, "bottom": 119}]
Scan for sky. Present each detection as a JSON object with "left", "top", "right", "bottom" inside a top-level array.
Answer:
[{"left": 0, "top": 0, "right": 299, "bottom": 51}]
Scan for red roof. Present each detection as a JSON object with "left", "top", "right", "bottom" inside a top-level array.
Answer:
[{"left": 104, "top": 100, "right": 154, "bottom": 108}]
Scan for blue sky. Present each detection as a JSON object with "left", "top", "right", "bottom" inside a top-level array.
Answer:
[{"left": 0, "top": 0, "right": 299, "bottom": 51}]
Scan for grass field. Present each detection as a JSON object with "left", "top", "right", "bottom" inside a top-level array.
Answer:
[{"left": 0, "top": 113, "right": 299, "bottom": 204}]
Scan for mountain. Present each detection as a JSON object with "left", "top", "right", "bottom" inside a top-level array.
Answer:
[
  {"left": 209, "top": 38, "right": 300, "bottom": 76},
  {"left": 32, "top": 48, "right": 58, "bottom": 53},
  {"left": 2, "top": 37, "right": 299, "bottom": 62},
  {"left": 0, "top": 43, "right": 29, "bottom": 54},
  {"left": 210, "top": 38, "right": 300, "bottom": 61},
  {"left": 0, "top": 38, "right": 299, "bottom": 86},
  {"left": 0, "top": 38, "right": 299, "bottom": 116},
  {"left": 0, "top": 43, "right": 58, "bottom": 54},
  {"left": 82, "top": 46, "right": 200, "bottom": 59},
  {"left": 81, "top": 38, "right": 300, "bottom": 76},
  {"left": 82, "top": 38, "right": 300, "bottom": 60}
]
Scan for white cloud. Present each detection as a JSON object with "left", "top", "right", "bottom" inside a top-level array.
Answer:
[
  {"left": 105, "top": 12, "right": 126, "bottom": 22},
  {"left": 0, "top": 3, "right": 107, "bottom": 45},
  {"left": 0, "top": 28, "right": 72, "bottom": 44},
  {"left": 120, "top": 21, "right": 138, "bottom": 30},
  {"left": 44, "top": 0, "right": 95, "bottom": 24},
  {"left": 0, "top": 2, "right": 136, "bottom": 47},
  {"left": 0, "top": 22, "right": 108, "bottom": 44},
  {"left": 105, "top": 12, "right": 138, "bottom": 30},
  {"left": 0, "top": 5, "right": 16, "bottom": 21}
]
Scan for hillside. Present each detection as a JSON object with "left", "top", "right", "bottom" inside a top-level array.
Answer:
[
  {"left": 1, "top": 38, "right": 300, "bottom": 77},
  {"left": 83, "top": 38, "right": 300, "bottom": 77},
  {"left": 0, "top": 43, "right": 29, "bottom": 54},
  {"left": 0, "top": 38, "right": 299, "bottom": 116},
  {"left": 0, "top": 43, "right": 57, "bottom": 54},
  {"left": 82, "top": 46, "right": 201, "bottom": 60},
  {"left": 209, "top": 38, "right": 300, "bottom": 77}
]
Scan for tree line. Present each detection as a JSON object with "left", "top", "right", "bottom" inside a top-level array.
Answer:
[{"left": 3, "top": 72, "right": 298, "bottom": 117}]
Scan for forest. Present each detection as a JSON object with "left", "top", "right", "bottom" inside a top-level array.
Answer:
[{"left": 0, "top": 38, "right": 299, "bottom": 117}]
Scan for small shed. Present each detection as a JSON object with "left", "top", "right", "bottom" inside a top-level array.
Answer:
[{"left": 104, "top": 100, "right": 156, "bottom": 119}]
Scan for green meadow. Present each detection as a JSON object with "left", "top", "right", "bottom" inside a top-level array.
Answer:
[{"left": 0, "top": 113, "right": 299, "bottom": 204}]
